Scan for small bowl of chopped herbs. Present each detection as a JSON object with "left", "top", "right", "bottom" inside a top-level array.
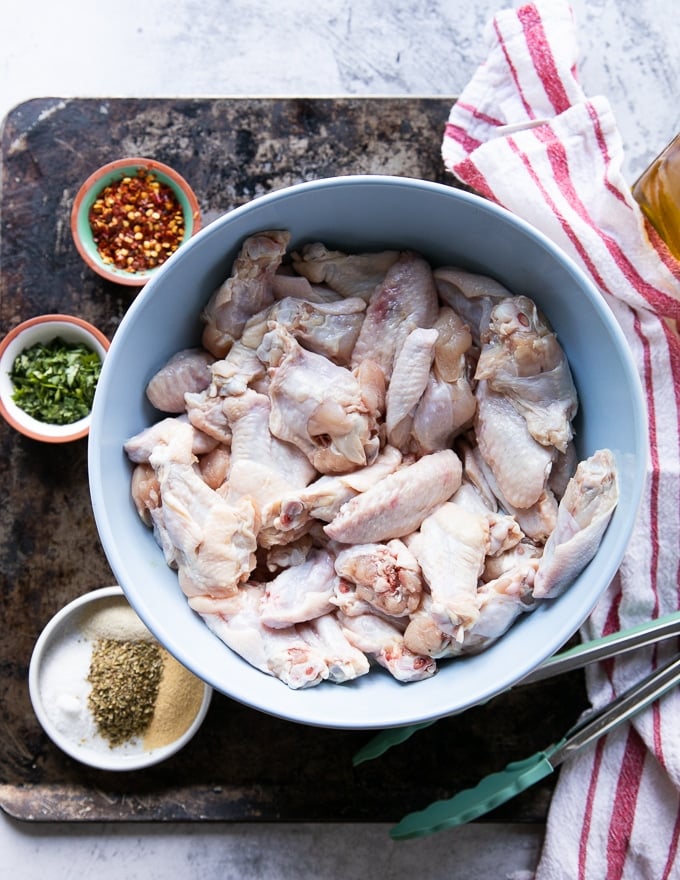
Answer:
[
  {"left": 70, "top": 157, "right": 201, "bottom": 287},
  {"left": 0, "top": 314, "right": 110, "bottom": 442}
]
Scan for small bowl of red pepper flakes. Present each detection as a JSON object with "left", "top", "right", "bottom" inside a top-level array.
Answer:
[{"left": 71, "top": 157, "right": 201, "bottom": 287}]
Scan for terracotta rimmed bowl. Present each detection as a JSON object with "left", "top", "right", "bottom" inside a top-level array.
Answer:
[
  {"left": 28, "top": 586, "right": 213, "bottom": 772},
  {"left": 70, "top": 157, "right": 201, "bottom": 287},
  {"left": 0, "top": 314, "right": 110, "bottom": 442}
]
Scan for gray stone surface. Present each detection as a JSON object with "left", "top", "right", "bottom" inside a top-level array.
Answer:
[{"left": 1, "top": 1, "right": 679, "bottom": 876}]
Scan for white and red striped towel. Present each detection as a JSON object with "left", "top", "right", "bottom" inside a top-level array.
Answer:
[{"left": 442, "top": 2, "right": 680, "bottom": 878}]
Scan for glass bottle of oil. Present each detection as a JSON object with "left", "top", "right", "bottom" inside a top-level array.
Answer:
[{"left": 632, "top": 133, "right": 680, "bottom": 261}]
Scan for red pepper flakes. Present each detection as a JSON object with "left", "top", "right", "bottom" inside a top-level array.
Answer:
[{"left": 88, "top": 169, "right": 185, "bottom": 274}]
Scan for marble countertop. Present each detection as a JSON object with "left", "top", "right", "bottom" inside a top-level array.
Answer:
[
  {"left": 1, "top": 1, "right": 679, "bottom": 877},
  {"left": 1, "top": 0, "right": 678, "bottom": 183}
]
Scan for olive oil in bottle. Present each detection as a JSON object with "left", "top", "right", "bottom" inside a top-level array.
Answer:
[{"left": 632, "top": 133, "right": 680, "bottom": 260}]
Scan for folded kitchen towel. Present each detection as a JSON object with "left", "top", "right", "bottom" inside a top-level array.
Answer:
[{"left": 442, "top": 2, "right": 680, "bottom": 878}]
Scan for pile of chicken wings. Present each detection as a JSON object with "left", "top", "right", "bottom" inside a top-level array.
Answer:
[{"left": 124, "top": 230, "right": 619, "bottom": 689}]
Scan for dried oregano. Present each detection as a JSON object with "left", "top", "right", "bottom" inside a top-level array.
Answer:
[{"left": 87, "top": 638, "right": 163, "bottom": 747}]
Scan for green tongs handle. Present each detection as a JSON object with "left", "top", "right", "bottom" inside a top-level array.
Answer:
[
  {"left": 354, "top": 610, "right": 680, "bottom": 767},
  {"left": 389, "top": 744, "right": 562, "bottom": 839},
  {"left": 389, "top": 649, "right": 680, "bottom": 839},
  {"left": 353, "top": 720, "right": 437, "bottom": 766}
]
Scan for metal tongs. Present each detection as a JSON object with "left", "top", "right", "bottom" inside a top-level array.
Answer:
[{"left": 352, "top": 610, "right": 680, "bottom": 840}]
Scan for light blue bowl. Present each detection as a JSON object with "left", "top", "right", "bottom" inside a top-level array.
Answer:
[{"left": 88, "top": 176, "right": 647, "bottom": 729}]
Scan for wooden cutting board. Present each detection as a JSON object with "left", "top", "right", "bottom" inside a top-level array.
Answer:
[{"left": 0, "top": 97, "right": 588, "bottom": 822}]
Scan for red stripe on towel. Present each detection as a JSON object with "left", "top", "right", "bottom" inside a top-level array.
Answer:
[
  {"left": 507, "top": 137, "right": 612, "bottom": 294},
  {"left": 585, "top": 103, "right": 631, "bottom": 208},
  {"left": 605, "top": 728, "right": 647, "bottom": 880},
  {"left": 453, "top": 100, "right": 505, "bottom": 128},
  {"left": 631, "top": 310, "right": 660, "bottom": 600},
  {"left": 503, "top": 137, "right": 668, "bottom": 634},
  {"left": 518, "top": 4, "right": 573, "bottom": 115},
  {"left": 658, "top": 320, "right": 680, "bottom": 612},
  {"left": 531, "top": 124, "right": 680, "bottom": 321},
  {"left": 661, "top": 801, "right": 680, "bottom": 880},
  {"left": 578, "top": 737, "right": 607, "bottom": 880},
  {"left": 602, "top": 595, "right": 622, "bottom": 639},
  {"left": 653, "top": 700, "right": 666, "bottom": 770},
  {"left": 443, "top": 121, "right": 484, "bottom": 155},
  {"left": 451, "top": 157, "right": 498, "bottom": 201},
  {"left": 493, "top": 18, "right": 535, "bottom": 119}
]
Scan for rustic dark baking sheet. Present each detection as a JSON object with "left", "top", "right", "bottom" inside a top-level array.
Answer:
[{"left": 0, "top": 97, "right": 589, "bottom": 822}]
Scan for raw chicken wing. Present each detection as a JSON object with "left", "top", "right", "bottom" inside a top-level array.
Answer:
[
  {"left": 146, "top": 348, "right": 215, "bottom": 413},
  {"left": 475, "top": 381, "right": 555, "bottom": 509},
  {"left": 267, "top": 295, "right": 366, "bottom": 366},
  {"left": 276, "top": 445, "right": 403, "bottom": 532},
  {"left": 461, "top": 560, "right": 538, "bottom": 653},
  {"left": 124, "top": 415, "right": 218, "bottom": 463},
  {"left": 533, "top": 449, "right": 619, "bottom": 598},
  {"left": 260, "top": 548, "right": 337, "bottom": 628},
  {"left": 475, "top": 296, "right": 578, "bottom": 453},
  {"left": 208, "top": 341, "right": 268, "bottom": 398},
  {"left": 184, "top": 390, "right": 232, "bottom": 445},
  {"left": 409, "top": 307, "right": 477, "bottom": 454},
  {"left": 434, "top": 266, "right": 513, "bottom": 345},
  {"left": 190, "top": 587, "right": 329, "bottom": 689},
  {"left": 291, "top": 242, "right": 400, "bottom": 301},
  {"left": 385, "top": 327, "right": 438, "bottom": 450},
  {"left": 324, "top": 449, "right": 462, "bottom": 544},
  {"left": 148, "top": 420, "right": 258, "bottom": 599},
  {"left": 339, "top": 611, "right": 436, "bottom": 682},
  {"left": 403, "top": 593, "right": 461, "bottom": 659},
  {"left": 297, "top": 613, "right": 370, "bottom": 683},
  {"left": 222, "top": 389, "right": 316, "bottom": 535},
  {"left": 463, "top": 436, "right": 558, "bottom": 543},
  {"left": 351, "top": 251, "right": 439, "bottom": 379},
  {"left": 201, "top": 230, "right": 290, "bottom": 357},
  {"left": 408, "top": 501, "right": 486, "bottom": 638},
  {"left": 334, "top": 539, "right": 423, "bottom": 617},
  {"left": 258, "top": 325, "right": 381, "bottom": 474}
]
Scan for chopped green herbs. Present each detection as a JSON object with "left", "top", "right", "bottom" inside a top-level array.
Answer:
[{"left": 9, "top": 337, "right": 102, "bottom": 425}]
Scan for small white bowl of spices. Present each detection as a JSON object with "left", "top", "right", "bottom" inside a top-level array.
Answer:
[
  {"left": 70, "top": 157, "right": 201, "bottom": 287},
  {"left": 0, "top": 314, "right": 110, "bottom": 442},
  {"left": 29, "top": 586, "right": 212, "bottom": 771}
]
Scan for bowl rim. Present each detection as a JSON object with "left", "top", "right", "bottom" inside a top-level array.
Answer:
[
  {"left": 0, "top": 313, "right": 110, "bottom": 442},
  {"left": 28, "top": 585, "right": 213, "bottom": 771},
  {"left": 70, "top": 156, "right": 201, "bottom": 287},
  {"left": 88, "top": 173, "right": 648, "bottom": 729}
]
